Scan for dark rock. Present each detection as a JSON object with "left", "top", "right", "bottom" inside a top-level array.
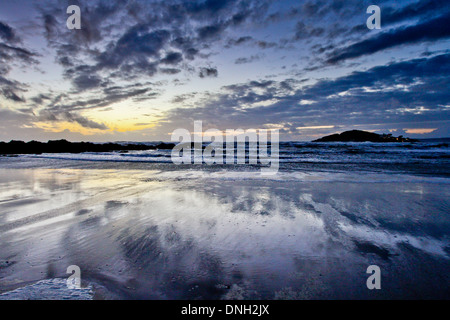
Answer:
[
  {"left": 313, "top": 130, "right": 418, "bottom": 143},
  {"left": 155, "top": 142, "right": 176, "bottom": 150},
  {"left": 0, "top": 140, "right": 163, "bottom": 155}
]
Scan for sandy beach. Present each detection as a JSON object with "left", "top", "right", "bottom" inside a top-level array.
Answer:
[{"left": 0, "top": 155, "right": 449, "bottom": 300}]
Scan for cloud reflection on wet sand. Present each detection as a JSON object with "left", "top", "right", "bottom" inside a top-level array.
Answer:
[{"left": 0, "top": 168, "right": 449, "bottom": 299}]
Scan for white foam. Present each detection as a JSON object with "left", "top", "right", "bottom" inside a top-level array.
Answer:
[{"left": 0, "top": 279, "right": 93, "bottom": 300}]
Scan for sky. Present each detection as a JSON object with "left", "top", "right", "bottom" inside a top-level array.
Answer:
[{"left": 0, "top": 0, "right": 449, "bottom": 142}]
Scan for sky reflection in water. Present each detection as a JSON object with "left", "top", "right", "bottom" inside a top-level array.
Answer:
[{"left": 0, "top": 168, "right": 449, "bottom": 299}]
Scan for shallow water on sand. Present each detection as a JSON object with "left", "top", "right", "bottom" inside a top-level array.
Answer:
[{"left": 0, "top": 162, "right": 449, "bottom": 299}]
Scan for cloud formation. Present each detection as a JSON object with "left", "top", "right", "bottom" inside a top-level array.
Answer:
[
  {"left": 327, "top": 12, "right": 450, "bottom": 64},
  {"left": 158, "top": 53, "right": 449, "bottom": 138},
  {"left": 0, "top": 0, "right": 448, "bottom": 141},
  {"left": 0, "top": 21, "right": 39, "bottom": 102}
]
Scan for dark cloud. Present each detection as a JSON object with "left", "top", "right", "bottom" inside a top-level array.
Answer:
[
  {"left": 235, "top": 55, "right": 261, "bottom": 64},
  {"left": 72, "top": 74, "right": 106, "bottom": 91},
  {"left": 184, "top": 47, "right": 199, "bottom": 60},
  {"left": 37, "top": 110, "right": 108, "bottom": 130},
  {"left": 42, "top": 13, "right": 58, "bottom": 41},
  {"left": 0, "top": 43, "right": 37, "bottom": 63},
  {"left": 37, "top": 0, "right": 267, "bottom": 93},
  {"left": 383, "top": 0, "right": 449, "bottom": 25},
  {"left": 0, "top": 22, "right": 38, "bottom": 102},
  {"left": 327, "top": 12, "right": 450, "bottom": 64},
  {"left": 160, "top": 68, "right": 181, "bottom": 75},
  {"left": 0, "top": 21, "right": 17, "bottom": 42},
  {"left": 171, "top": 92, "right": 197, "bottom": 104},
  {"left": 257, "top": 41, "right": 277, "bottom": 49},
  {"left": 226, "top": 36, "right": 253, "bottom": 47},
  {"left": 197, "top": 24, "right": 225, "bottom": 40},
  {"left": 308, "top": 53, "right": 449, "bottom": 100},
  {"left": 1, "top": 88, "right": 25, "bottom": 102},
  {"left": 231, "top": 11, "right": 250, "bottom": 25},
  {"left": 97, "top": 27, "right": 171, "bottom": 69},
  {"left": 31, "top": 94, "right": 51, "bottom": 105},
  {"left": 41, "top": 0, "right": 127, "bottom": 45},
  {"left": 186, "top": 0, "right": 238, "bottom": 16},
  {"left": 301, "top": 0, "right": 328, "bottom": 17},
  {"left": 294, "top": 22, "right": 325, "bottom": 40},
  {"left": 53, "top": 86, "right": 153, "bottom": 113},
  {"left": 161, "top": 52, "right": 183, "bottom": 65},
  {"left": 225, "top": 36, "right": 279, "bottom": 50},
  {"left": 199, "top": 67, "right": 218, "bottom": 78},
  {"left": 62, "top": 112, "right": 108, "bottom": 130}
]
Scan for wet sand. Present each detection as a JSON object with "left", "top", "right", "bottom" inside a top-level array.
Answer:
[{"left": 0, "top": 158, "right": 449, "bottom": 299}]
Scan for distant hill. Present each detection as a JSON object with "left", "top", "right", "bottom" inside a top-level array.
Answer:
[
  {"left": 313, "top": 130, "right": 418, "bottom": 143},
  {"left": 0, "top": 140, "right": 175, "bottom": 155}
]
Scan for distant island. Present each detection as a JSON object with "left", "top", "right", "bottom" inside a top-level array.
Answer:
[
  {"left": 313, "top": 130, "right": 418, "bottom": 143},
  {"left": 0, "top": 140, "right": 175, "bottom": 155}
]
